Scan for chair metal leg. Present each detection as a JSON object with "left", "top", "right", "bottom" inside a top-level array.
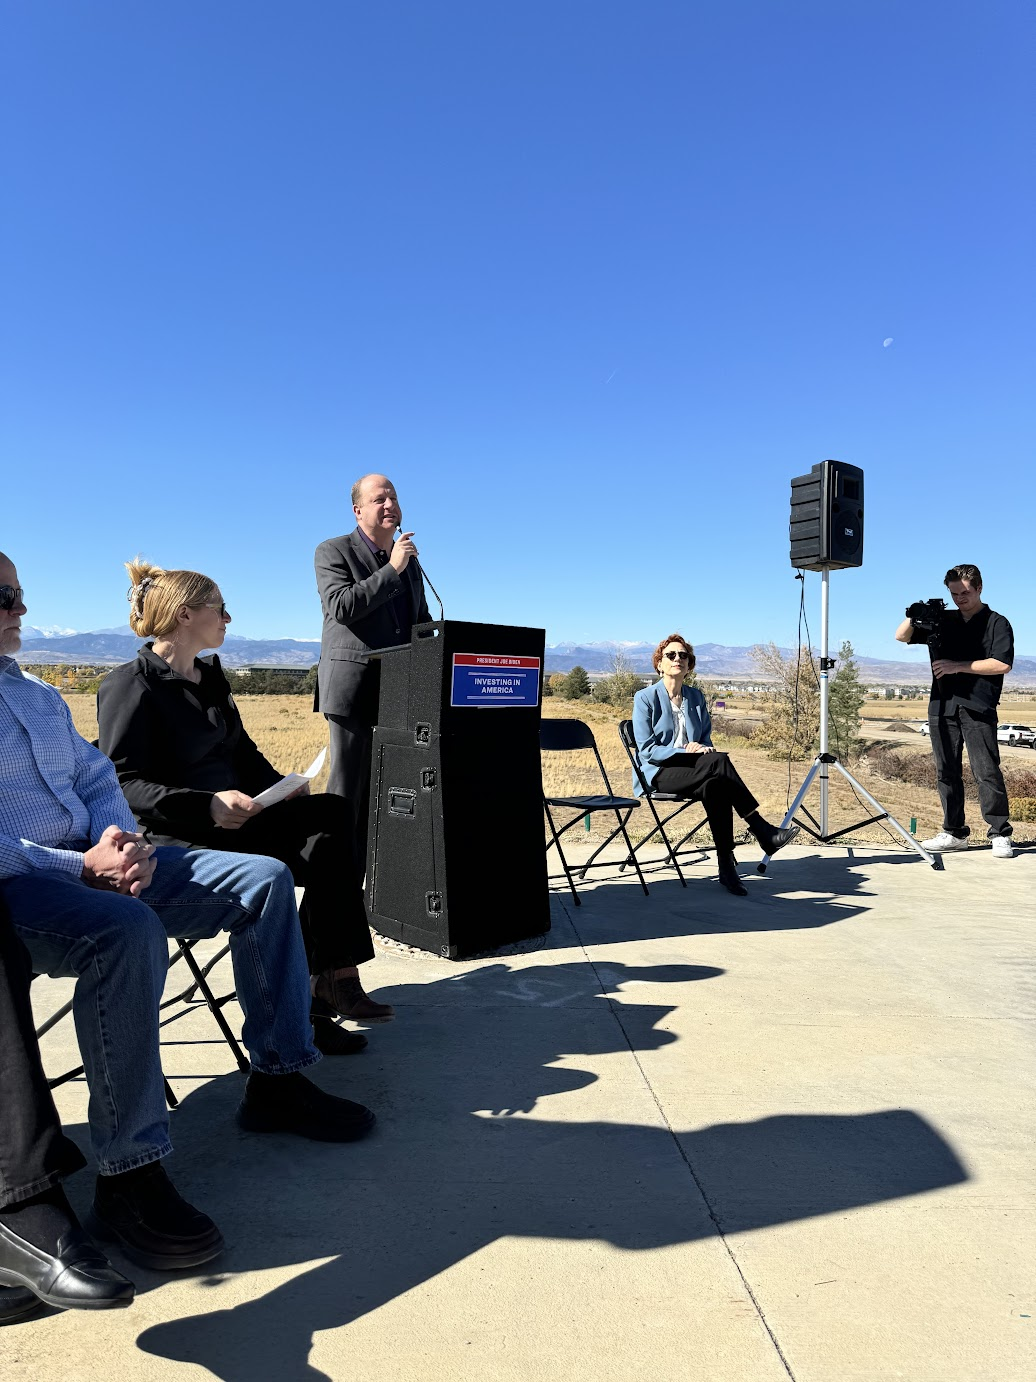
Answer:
[
  {"left": 34, "top": 995, "right": 74, "bottom": 1041},
  {"left": 543, "top": 801, "right": 582, "bottom": 905},
  {"left": 577, "top": 809, "right": 630, "bottom": 878},
  {"left": 176, "top": 942, "right": 232, "bottom": 1005},
  {"left": 669, "top": 815, "right": 711, "bottom": 855},
  {"left": 613, "top": 807, "right": 650, "bottom": 896},
  {"left": 620, "top": 797, "right": 690, "bottom": 887},
  {"left": 179, "top": 943, "right": 250, "bottom": 1074}
]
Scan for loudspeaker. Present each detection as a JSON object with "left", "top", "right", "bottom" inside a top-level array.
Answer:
[{"left": 789, "top": 460, "right": 864, "bottom": 571}]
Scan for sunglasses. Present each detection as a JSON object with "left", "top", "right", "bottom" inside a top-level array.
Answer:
[
  {"left": 664, "top": 650, "right": 689, "bottom": 661},
  {"left": 190, "top": 601, "right": 230, "bottom": 619},
  {"left": 0, "top": 585, "right": 25, "bottom": 612}
]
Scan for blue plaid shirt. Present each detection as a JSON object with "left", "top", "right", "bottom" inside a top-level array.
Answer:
[{"left": 0, "top": 656, "right": 136, "bottom": 879}]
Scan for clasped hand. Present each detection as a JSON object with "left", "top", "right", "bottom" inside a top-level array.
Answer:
[
  {"left": 684, "top": 742, "right": 715, "bottom": 754},
  {"left": 81, "top": 825, "right": 157, "bottom": 897}
]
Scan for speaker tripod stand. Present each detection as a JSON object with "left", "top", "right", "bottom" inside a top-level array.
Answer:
[{"left": 758, "top": 569, "right": 942, "bottom": 874}]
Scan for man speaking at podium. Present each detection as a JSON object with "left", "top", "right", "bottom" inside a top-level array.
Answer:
[{"left": 314, "top": 475, "right": 430, "bottom": 864}]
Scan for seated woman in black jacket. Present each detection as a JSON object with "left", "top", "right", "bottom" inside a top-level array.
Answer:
[{"left": 97, "top": 560, "right": 391, "bottom": 1050}]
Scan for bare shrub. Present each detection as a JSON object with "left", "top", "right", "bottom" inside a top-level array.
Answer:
[{"left": 751, "top": 642, "right": 820, "bottom": 760}]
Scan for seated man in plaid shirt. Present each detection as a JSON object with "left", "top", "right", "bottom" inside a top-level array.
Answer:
[{"left": 0, "top": 552, "right": 375, "bottom": 1287}]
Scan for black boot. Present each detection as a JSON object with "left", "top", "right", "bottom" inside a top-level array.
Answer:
[
  {"left": 237, "top": 1072, "right": 376, "bottom": 1143},
  {"left": 717, "top": 853, "right": 748, "bottom": 896},
  {"left": 749, "top": 817, "right": 801, "bottom": 857},
  {"left": 311, "top": 1015, "right": 368, "bottom": 1056},
  {"left": 90, "top": 1163, "right": 223, "bottom": 1271}
]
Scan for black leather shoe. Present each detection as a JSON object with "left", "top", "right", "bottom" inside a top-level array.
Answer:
[
  {"left": 238, "top": 1072, "right": 376, "bottom": 1142},
  {"left": 752, "top": 820, "right": 801, "bottom": 857},
  {"left": 0, "top": 1221, "right": 134, "bottom": 1311},
  {"left": 312, "top": 1017, "right": 368, "bottom": 1056},
  {"left": 89, "top": 1164, "right": 223, "bottom": 1272},
  {"left": 0, "top": 1285, "right": 45, "bottom": 1325},
  {"left": 717, "top": 854, "right": 748, "bottom": 896}
]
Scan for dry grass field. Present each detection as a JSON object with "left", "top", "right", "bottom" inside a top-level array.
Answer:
[
  {"left": 63, "top": 695, "right": 335, "bottom": 793},
  {"left": 541, "top": 699, "right": 1035, "bottom": 848},
  {"left": 63, "top": 691, "right": 1034, "bottom": 849}
]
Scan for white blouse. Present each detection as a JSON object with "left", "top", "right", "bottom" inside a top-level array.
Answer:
[{"left": 671, "top": 697, "right": 688, "bottom": 748}]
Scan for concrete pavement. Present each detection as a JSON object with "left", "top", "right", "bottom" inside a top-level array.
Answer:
[{"left": 4, "top": 839, "right": 1034, "bottom": 1381}]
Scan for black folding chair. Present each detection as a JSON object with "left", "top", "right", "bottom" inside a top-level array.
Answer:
[
  {"left": 617, "top": 719, "right": 712, "bottom": 885},
  {"left": 540, "top": 718, "right": 648, "bottom": 905},
  {"left": 35, "top": 937, "right": 248, "bottom": 1111}
]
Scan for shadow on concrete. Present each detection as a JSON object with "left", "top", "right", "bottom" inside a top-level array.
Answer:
[
  {"left": 67, "top": 959, "right": 972, "bottom": 1380},
  {"left": 541, "top": 849, "right": 926, "bottom": 948}
]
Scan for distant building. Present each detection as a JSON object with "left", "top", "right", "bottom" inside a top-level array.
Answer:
[{"left": 234, "top": 665, "right": 311, "bottom": 679}]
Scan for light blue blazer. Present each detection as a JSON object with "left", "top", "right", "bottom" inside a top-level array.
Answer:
[{"left": 631, "top": 681, "right": 713, "bottom": 795}]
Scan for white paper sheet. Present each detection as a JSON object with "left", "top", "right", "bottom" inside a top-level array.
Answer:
[{"left": 252, "top": 747, "right": 328, "bottom": 808}]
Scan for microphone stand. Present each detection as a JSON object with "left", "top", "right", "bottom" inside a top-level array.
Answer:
[{"left": 758, "top": 568, "right": 941, "bottom": 874}]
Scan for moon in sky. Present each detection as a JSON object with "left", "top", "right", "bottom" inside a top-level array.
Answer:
[{"left": 883, "top": 337, "right": 894, "bottom": 347}]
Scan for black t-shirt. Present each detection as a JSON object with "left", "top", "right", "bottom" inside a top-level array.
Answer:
[{"left": 909, "top": 606, "right": 1014, "bottom": 714}]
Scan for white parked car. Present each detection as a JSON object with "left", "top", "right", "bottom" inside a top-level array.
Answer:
[
  {"left": 997, "top": 723, "right": 1035, "bottom": 747},
  {"left": 918, "top": 722, "right": 931, "bottom": 736}
]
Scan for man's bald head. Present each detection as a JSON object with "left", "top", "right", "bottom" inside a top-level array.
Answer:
[
  {"left": 351, "top": 475, "right": 402, "bottom": 546},
  {"left": 351, "top": 474, "right": 395, "bottom": 509}
]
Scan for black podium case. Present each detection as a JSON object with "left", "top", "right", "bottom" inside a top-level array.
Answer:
[{"left": 365, "top": 620, "right": 549, "bottom": 958}]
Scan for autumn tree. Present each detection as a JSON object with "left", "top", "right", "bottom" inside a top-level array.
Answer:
[{"left": 751, "top": 642, "right": 820, "bottom": 760}]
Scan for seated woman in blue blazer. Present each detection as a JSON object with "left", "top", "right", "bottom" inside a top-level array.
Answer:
[
  {"left": 631, "top": 633, "right": 799, "bottom": 895},
  {"left": 97, "top": 559, "right": 393, "bottom": 1049}
]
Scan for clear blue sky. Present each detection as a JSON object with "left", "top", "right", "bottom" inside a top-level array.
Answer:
[{"left": 2, "top": 1, "right": 1033, "bottom": 658}]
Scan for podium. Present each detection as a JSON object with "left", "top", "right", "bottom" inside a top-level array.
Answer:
[{"left": 365, "top": 620, "right": 550, "bottom": 958}]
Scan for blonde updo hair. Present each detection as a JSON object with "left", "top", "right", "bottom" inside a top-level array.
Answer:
[{"left": 126, "top": 558, "right": 218, "bottom": 639}]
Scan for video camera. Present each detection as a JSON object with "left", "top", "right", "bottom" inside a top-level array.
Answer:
[{"left": 905, "top": 597, "right": 947, "bottom": 646}]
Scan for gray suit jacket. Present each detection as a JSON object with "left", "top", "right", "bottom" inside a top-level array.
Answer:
[{"left": 314, "top": 529, "right": 431, "bottom": 717}]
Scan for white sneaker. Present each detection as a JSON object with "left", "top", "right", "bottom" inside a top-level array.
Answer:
[
  {"left": 920, "top": 832, "right": 969, "bottom": 852},
  {"left": 991, "top": 835, "right": 1015, "bottom": 859}
]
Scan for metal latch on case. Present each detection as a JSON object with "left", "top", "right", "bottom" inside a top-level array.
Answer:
[{"left": 388, "top": 788, "right": 416, "bottom": 817}]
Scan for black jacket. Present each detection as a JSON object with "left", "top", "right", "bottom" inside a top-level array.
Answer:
[{"left": 97, "top": 644, "right": 281, "bottom": 843}]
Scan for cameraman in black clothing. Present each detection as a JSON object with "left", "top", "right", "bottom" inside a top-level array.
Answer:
[{"left": 895, "top": 564, "right": 1015, "bottom": 857}]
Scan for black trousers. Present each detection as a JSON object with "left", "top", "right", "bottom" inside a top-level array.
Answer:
[
  {"left": 653, "top": 751, "right": 759, "bottom": 854},
  {"left": 929, "top": 705, "right": 1012, "bottom": 838},
  {"left": 0, "top": 905, "right": 86, "bottom": 1208},
  {"left": 324, "top": 664, "right": 381, "bottom": 873},
  {"left": 325, "top": 713, "right": 374, "bottom": 873},
  {"left": 173, "top": 793, "right": 376, "bottom": 973}
]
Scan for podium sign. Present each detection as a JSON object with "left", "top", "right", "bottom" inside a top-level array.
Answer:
[{"left": 450, "top": 653, "right": 541, "bottom": 708}]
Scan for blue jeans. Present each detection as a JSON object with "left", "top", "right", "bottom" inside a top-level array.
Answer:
[{"left": 1, "top": 847, "right": 320, "bottom": 1176}]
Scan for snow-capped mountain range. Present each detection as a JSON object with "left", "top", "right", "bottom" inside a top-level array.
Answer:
[{"left": 14, "top": 630, "right": 1036, "bottom": 684}]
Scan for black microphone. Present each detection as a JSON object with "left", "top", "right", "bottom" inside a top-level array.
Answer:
[{"left": 398, "top": 525, "right": 445, "bottom": 621}]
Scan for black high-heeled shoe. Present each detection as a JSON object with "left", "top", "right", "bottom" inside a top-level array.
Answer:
[
  {"left": 717, "top": 853, "right": 748, "bottom": 896},
  {"left": 750, "top": 819, "right": 801, "bottom": 857}
]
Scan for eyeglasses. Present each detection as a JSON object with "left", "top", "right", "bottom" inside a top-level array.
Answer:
[
  {"left": 664, "top": 650, "right": 689, "bottom": 661},
  {"left": 0, "top": 586, "right": 25, "bottom": 612}
]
